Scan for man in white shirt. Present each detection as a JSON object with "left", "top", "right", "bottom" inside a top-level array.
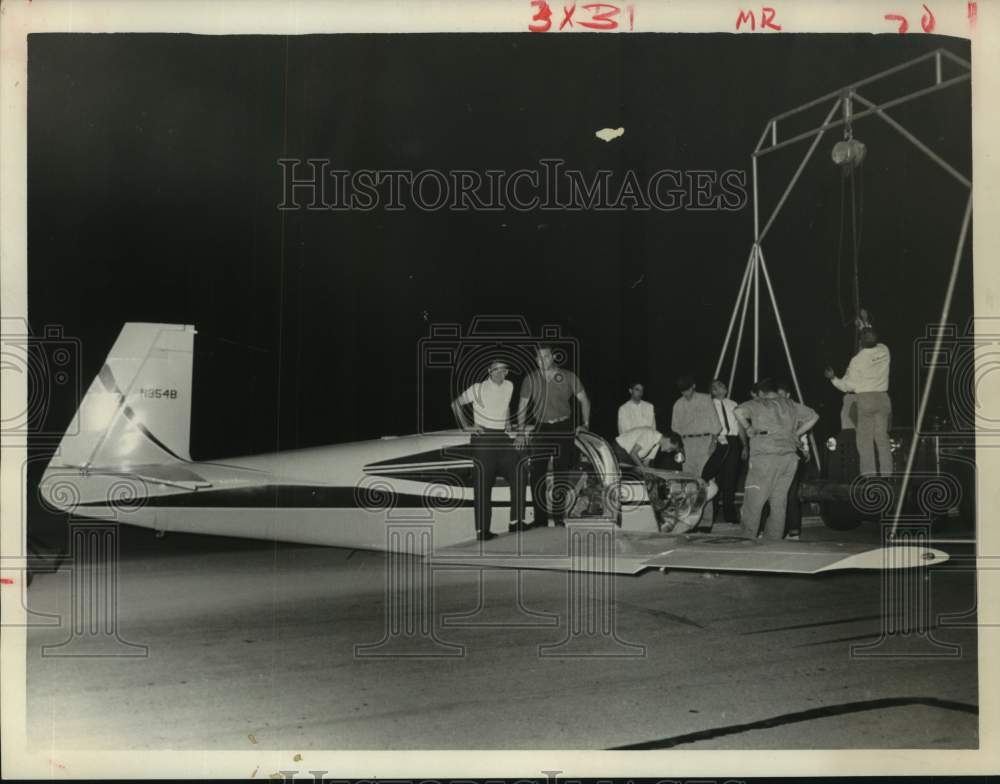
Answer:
[
  {"left": 617, "top": 382, "right": 656, "bottom": 435},
  {"left": 614, "top": 426, "right": 683, "bottom": 468},
  {"left": 700, "top": 379, "right": 746, "bottom": 523},
  {"left": 825, "top": 328, "right": 892, "bottom": 475},
  {"left": 452, "top": 360, "right": 527, "bottom": 540}
]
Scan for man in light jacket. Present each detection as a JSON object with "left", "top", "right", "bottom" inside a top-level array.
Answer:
[{"left": 825, "top": 328, "right": 892, "bottom": 476}]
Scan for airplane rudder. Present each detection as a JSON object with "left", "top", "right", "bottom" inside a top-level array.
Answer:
[{"left": 54, "top": 323, "right": 196, "bottom": 468}]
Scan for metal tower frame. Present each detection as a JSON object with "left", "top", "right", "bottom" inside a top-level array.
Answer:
[{"left": 713, "top": 48, "right": 972, "bottom": 533}]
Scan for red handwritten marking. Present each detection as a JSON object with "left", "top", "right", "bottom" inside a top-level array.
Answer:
[
  {"left": 921, "top": 3, "right": 935, "bottom": 31},
  {"left": 968, "top": 1, "right": 977, "bottom": 24},
  {"left": 48, "top": 758, "right": 66, "bottom": 770},
  {"left": 579, "top": 3, "right": 620, "bottom": 29},
  {"left": 736, "top": 8, "right": 779, "bottom": 31},
  {"left": 560, "top": 3, "right": 576, "bottom": 29},
  {"left": 885, "top": 13, "right": 909, "bottom": 33},
  {"left": 529, "top": 0, "right": 553, "bottom": 32},
  {"left": 530, "top": 0, "right": 633, "bottom": 32},
  {"left": 0, "top": 578, "right": 13, "bottom": 585}
]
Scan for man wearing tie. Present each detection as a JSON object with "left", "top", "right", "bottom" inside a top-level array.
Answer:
[{"left": 700, "top": 378, "right": 746, "bottom": 523}]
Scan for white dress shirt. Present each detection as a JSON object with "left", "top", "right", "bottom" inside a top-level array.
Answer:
[
  {"left": 458, "top": 379, "right": 513, "bottom": 429},
  {"left": 616, "top": 427, "right": 662, "bottom": 462},
  {"left": 617, "top": 399, "right": 656, "bottom": 435},
  {"left": 712, "top": 397, "right": 740, "bottom": 440}
]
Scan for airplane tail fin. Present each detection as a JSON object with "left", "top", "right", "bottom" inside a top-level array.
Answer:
[{"left": 53, "top": 323, "right": 197, "bottom": 469}]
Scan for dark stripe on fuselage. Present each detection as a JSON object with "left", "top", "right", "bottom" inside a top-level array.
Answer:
[
  {"left": 80, "top": 483, "right": 480, "bottom": 509},
  {"left": 364, "top": 469, "right": 476, "bottom": 487},
  {"left": 76, "top": 482, "right": 652, "bottom": 511},
  {"left": 365, "top": 445, "right": 477, "bottom": 468}
]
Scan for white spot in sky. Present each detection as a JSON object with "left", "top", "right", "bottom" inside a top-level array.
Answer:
[{"left": 596, "top": 127, "right": 625, "bottom": 143}]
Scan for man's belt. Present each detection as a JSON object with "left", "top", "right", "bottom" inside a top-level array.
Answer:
[
  {"left": 542, "top": 416, "right": 570, "bottom": 425},
  {"left": 681, "top": 432, "right": 717, "bottom": 438}
]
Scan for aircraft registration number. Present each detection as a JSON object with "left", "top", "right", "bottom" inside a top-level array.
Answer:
[{"left": 138, "top": 388, "right": 178, "bottom": 400}]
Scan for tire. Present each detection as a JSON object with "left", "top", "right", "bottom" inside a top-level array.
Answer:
[{"left": 819, "top": 500, "right": 865, "bottom": 530}]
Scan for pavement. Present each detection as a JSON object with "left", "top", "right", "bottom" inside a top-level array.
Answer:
[{"left": 22, "top": 516, "right": 978, "bottom": 750}]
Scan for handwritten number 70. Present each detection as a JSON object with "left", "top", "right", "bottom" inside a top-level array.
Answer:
[{"left": 885, "top": 4, "right": 935, "bottom": 33}]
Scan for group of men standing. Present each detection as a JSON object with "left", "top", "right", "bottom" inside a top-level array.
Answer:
[
  {"left": 451, "top": 345, "right": 589, "bottom": 541},
  {"left": 614, "top": 375, "right": 815, "bottom": 539},
  {"left": 614, "top": 377, "right": 744, "bottom": 524},
  {"left": 451, "top": 327, "right": 891, "bottom": 542}
]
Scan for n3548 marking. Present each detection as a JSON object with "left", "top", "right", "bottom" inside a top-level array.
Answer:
[{"left": 138, "top": 388, "right": 178, "bottom": 400}]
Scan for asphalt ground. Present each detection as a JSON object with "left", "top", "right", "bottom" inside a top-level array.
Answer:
[{"left": 22, "top": 516, "right": 978, "bottom": 750}]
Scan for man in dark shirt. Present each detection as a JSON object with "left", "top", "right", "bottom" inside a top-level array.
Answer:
[
  {"left": 515, "top": 345, "right": 591, "bottom": 528},
  {"left": 733, "top": 378, "right": 819, "bottom": 540}
]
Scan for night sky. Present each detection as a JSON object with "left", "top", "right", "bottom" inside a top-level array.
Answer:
[{"left": 27, "top": 32, "right": 972, "bottom": 462}]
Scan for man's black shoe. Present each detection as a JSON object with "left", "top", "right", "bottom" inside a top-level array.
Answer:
[
  {"left": 530, "top": 521, "right": 548, "bottom": 529},
  {"left": 476, "top": 531, "right": 498, "bottom": 541},
  {"left": 508, "top": 522, "right": 531, "bottom": 533},
  {"left": 553, "top": 520, "right": 566, "bottom": 527}
]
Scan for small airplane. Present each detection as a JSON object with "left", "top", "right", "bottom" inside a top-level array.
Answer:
[{"left": 38, "top": 323, "right": 948, "bottom": 575}]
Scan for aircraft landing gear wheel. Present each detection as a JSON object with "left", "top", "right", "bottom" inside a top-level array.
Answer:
[{"left": 819, "top": 500, "right": 865, "bottom": 531}]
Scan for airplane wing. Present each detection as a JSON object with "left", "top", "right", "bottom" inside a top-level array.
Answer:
[{"left": 429, "top": 527, "right": 950, "bottom": 575}]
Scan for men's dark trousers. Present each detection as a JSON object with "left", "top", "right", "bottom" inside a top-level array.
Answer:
[
  {"left": 702, "top": 441, "right": 741, "bottom": 522},
  {"left": 470, "top": 431, "right": 527, "bottom": 534},
  {"left": 784, "top": 455, "right": 806, "bottom": 536},
  {"left": 530, "top": 419, "right": 576, "bottom": 526}
]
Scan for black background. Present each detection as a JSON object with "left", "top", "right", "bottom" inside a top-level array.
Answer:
[{"left": 27, "top": 32, "right": 972, "bottom": 460}]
